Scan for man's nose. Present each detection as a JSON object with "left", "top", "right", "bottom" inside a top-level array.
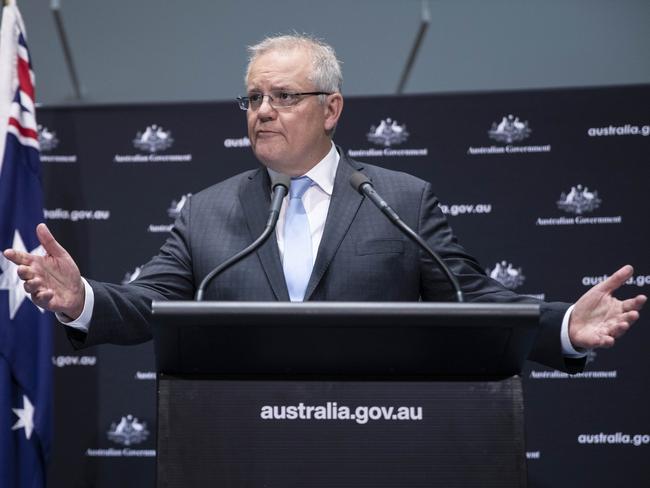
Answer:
[{"left": 256, "top": 95, "right": 277, "bottom": 119}]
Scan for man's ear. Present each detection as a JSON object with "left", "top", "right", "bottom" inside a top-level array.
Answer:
[{"left": 324, "top": 93, "right": 344, "bottom": 132}]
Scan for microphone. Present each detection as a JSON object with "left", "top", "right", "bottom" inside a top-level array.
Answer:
[
  {"left": 195, "top": 172, "right": 291, "bottom": 301},
  {"left": 350, "top": 171, "right": 464, "bottom": 302}
]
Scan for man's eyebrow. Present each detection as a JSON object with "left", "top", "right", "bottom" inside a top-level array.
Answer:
[{"left": 247, "top": 84, "right": 299, "bottom": 93}]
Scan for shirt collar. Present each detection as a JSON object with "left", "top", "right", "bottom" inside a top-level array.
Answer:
[
  {"left": 303, "top": 142, "right": 338, "bottom": 196},
  {"left": 266, "top": 142, "right": 339, "bottom": 197}
]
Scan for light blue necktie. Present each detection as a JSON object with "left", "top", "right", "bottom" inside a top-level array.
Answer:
[{"left": 283, "top": 176, "right": 313, "bottom": 301}]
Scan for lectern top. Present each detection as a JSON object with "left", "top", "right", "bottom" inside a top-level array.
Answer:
[{"left": 152, "top": 301, "right": 540, "bottom": 379}]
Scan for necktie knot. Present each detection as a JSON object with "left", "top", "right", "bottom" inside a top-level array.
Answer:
[{"left": 289, "top": 176, "right": 312, "bottom": 200}]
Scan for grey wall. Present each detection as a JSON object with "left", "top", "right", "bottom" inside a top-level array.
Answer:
[{"left": 6, "top": 0, "right": 650, "bottom": 106}]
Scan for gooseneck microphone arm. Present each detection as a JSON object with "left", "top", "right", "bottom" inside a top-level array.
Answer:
[
  {"left": 350, "top": 172, "right": 464, "bottom": 303},
  {"left": 195, "top": 173, "right": 291, "bottom": 301}
]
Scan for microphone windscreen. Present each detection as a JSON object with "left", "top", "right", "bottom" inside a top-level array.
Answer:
[
  {"left": 270, "top": 171, "right": 291, "bottom": 191},
  {"left": 349, "top": 171, "right": 371, "bottom": 192}
]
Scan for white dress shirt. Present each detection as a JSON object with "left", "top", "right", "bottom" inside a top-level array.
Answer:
[{"left": 275, "top": 142, "right": 339, "bottom": 265}]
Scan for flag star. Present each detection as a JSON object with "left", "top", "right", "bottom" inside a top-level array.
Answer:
[
  {"left": 0, "top": 229, "right": 46, "bottom": 319},
  {"left": 12, "top": 394, "right": 35, "bottom": 440}
]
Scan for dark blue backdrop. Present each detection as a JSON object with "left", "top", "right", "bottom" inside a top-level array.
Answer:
[{"left": 39, "top": 85, "right": 650, "bottom": 487}]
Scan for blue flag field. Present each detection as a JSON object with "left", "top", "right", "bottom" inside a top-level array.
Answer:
[{"left": 0, "top": 1, "right": 53, "bottom": 486}]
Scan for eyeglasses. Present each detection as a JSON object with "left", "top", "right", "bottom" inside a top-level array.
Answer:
[{"left": 237, "top": 90, "right": 331, "bottom": 111}]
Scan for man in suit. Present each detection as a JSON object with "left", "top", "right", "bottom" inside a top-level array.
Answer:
[{"left": 3, "top": 34, "right": 646, "bottom": 372}]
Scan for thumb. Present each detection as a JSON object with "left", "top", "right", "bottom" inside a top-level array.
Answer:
[
  {"left": 36, "top": 223, "right": 68, "bottom": 258},
  {"left": 596, "top": 265, "right": 634, "bottom": 294}
]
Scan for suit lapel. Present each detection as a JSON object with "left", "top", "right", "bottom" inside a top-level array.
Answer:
[
  {"left": 239, "top": 169, "right": 290, "bottom": 301},
  {"left": 304, "top": 152, "right": 364, "bottom": 301}
]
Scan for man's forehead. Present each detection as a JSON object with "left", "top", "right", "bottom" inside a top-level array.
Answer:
[{"left": 247, "top": 48, "right": 312, "bottom": 87}]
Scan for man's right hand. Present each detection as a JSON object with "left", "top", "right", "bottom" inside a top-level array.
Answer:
[{"left": 3, "top": 223, "right": 85, "bottom": 320}]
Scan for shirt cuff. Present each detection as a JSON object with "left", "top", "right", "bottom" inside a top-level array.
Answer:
[
  {"left": 55, "top": 278, "right": 94, "bottom": 333},
  {"left": 560, "top": 304, "right": 588, "bottom": 358}
]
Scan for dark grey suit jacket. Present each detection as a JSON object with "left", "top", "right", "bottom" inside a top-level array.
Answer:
[{"left": 70, "top": 149, "right": 584, "bottom": 373}]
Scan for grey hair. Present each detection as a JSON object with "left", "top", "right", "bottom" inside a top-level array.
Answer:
[{"left": 245, "top": 33, "right": 343, "bottom": 94}]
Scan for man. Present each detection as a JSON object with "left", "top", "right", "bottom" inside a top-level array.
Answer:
[{"left": 3, "top": 34, "right": 646, "bottom": 371}]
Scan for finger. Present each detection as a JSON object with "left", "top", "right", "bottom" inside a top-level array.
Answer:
[
  {"left": 23, "top": 277, "right": 45, "bottom": 295},
  {"left": 32, "top": 289, "right": 54, "bottom": 308},
  {"left": 597, "top": 335, "right": 615, "bottom": 348},
  {"left": 16, "top": 265, "right": 35, "bottom": 281},
  {"left": 3, "top": 249, "right": 34, "bottom": 266},
  {"left": 620, "top": 310, "right": 640, "bottom": 325},
  {"left": 36, "top": 223, "right": 68, "bottom": 258},
  {"left": 24, "top": 281, "right": 35, "bottom": 294},
  {"left": 621, "top": 295, "right": 647, "bottom": 313},
  {"left": 608, "top": 321, "right": 631, "bottom": 339},
  {"left": 596, "top": 265, "right": 634, "bottom": 294}
]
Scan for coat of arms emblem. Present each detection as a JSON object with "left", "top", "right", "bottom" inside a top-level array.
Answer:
[
  {"left": 133, "top": 124, "right": 174, "bottom": 153},
  {"left": 107, "top": 414, "right": 149, "bottom": 446},
  {"left": 167, "top": 193, "right": 192, "bottom": 218},
  {"left": 486, "top": 261, "right": 525, "bottom": 290},
  {"left": 557, "top": 185, "right": 601, "bottom": 214},
  {"left": 37, "top": 125, "right": 59, "bottom": 152},
  {"left": 488, "top": 115, "right": 531, "bottom": 143},
  {"left": 367, "top": 118, "right": 409, "bottom": 147}
]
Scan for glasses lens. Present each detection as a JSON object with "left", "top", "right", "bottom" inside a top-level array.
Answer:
[
  {"left": 242, "top": 92, "right": 307, "bottom": 110},
  {"left": 248, "top": 93, "right": 264, "bottom": 110},
  {"left": 271, "top": 91, "right": 298, "bottom": 107}
]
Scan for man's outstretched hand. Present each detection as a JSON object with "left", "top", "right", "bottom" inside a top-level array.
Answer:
[
  {"left": 3, "top": 223, "right": 85, "bottom": 320},
  {"left": 569, "top": 265, "right": 646, "bottom": 350}
]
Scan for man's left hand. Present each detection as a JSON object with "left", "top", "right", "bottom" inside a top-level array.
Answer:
[{"left": 569, "top": 265, "right": 646, "bottom": 350}]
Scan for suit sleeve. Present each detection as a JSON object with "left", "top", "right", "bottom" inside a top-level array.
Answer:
[
  {"left": 66, "top": 196, "right": 196, "bottom": 349},
  {"left": 416, "top": 182, "right": 585, "bottom": 373}
]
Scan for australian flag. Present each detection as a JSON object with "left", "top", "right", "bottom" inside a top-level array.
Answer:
[{"left": 0, "top": 1, "right": 53, "bottom": 486}]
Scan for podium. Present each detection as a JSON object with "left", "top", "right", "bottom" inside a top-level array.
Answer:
[{"left": 152, "top": 301, "right": 539, "bottom": 488}]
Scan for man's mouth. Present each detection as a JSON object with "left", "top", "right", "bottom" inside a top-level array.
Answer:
[{"left": 256, "top": 130, "right": 279, "bottom": 137}]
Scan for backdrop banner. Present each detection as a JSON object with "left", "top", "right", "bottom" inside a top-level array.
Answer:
[{"left": 39, "top": 85, "right": 649, "bottom": 488}]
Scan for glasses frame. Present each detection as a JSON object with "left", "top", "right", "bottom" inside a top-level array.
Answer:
[{"left": 237, "top": 91, "right": 332, "bottom": 111}]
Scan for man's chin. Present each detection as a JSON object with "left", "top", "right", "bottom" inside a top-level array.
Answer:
[
  {"left": 253, "top": 145, "right": 286, "bottom": 169},
  {"left": 253, "top": 154, "right": 282, "bottom": 173},
  {"left": 255, "top": 157, "right": 303, "bottom": 177}
]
